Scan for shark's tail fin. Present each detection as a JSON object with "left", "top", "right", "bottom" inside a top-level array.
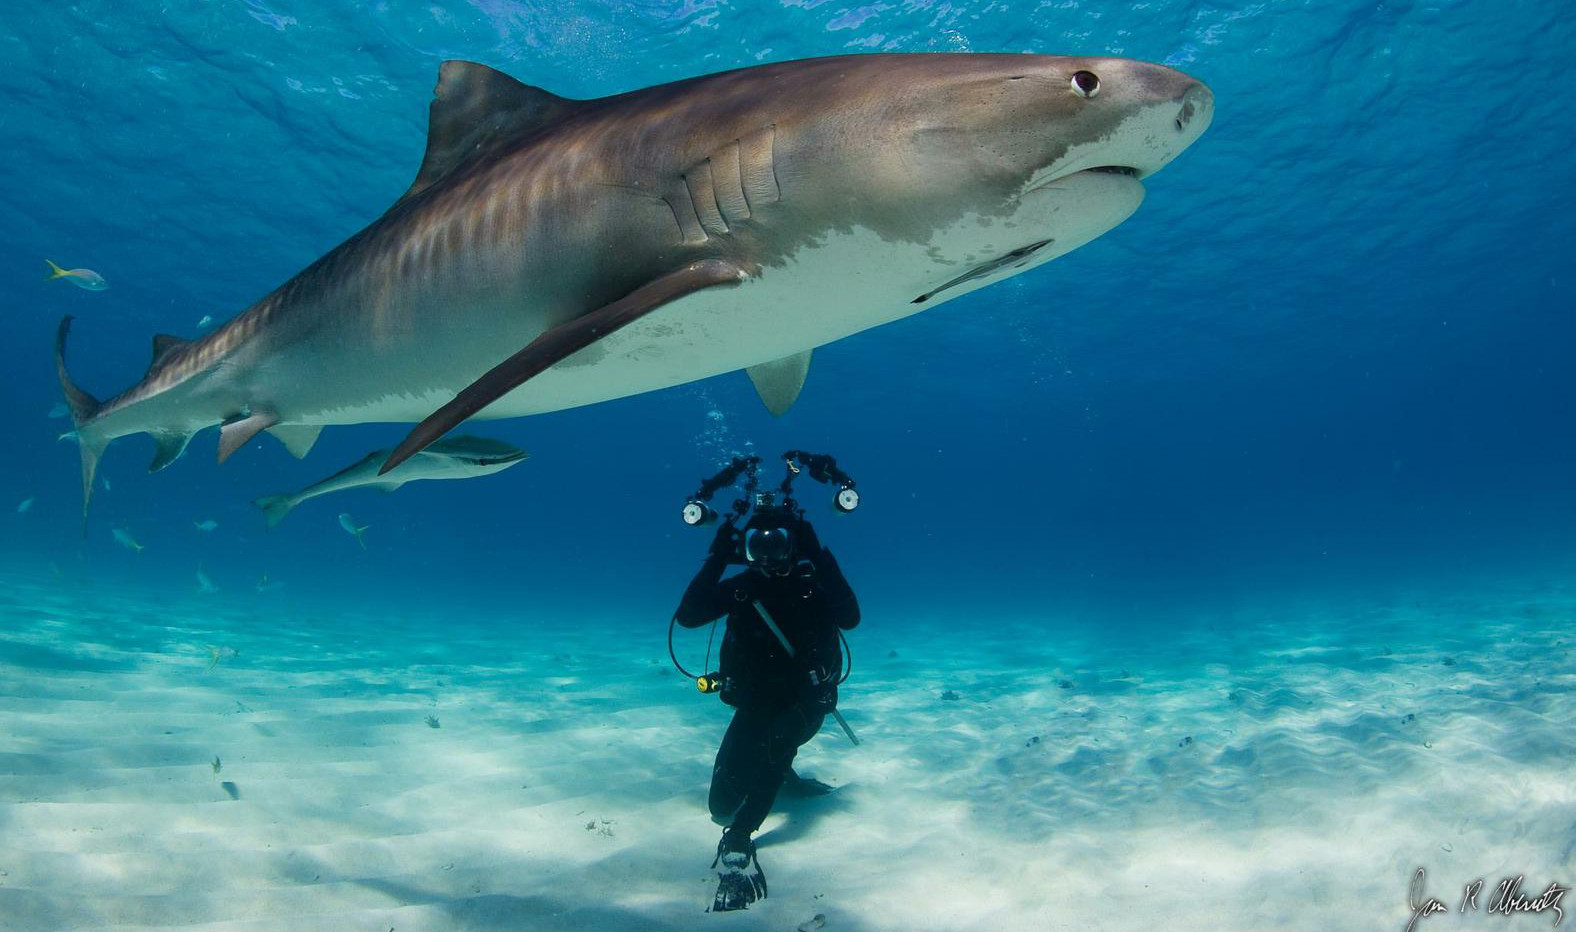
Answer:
[
  {"left": 55, "top": 316, "right": 107, "bottom": 521},
  {"left": 45, "top": 259, "right": 68, "bottom": 280},
  {"left": 252, "top": 494, "right": 297, "bottom": 529}
]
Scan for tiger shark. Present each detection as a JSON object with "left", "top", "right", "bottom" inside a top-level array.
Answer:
[{"left": 56, "top": 53, "right": 1213, "bottom": 509}]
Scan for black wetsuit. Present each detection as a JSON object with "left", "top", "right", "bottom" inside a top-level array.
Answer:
[{"left": 675, "top": 539, "right": 860, "bottom": 836}]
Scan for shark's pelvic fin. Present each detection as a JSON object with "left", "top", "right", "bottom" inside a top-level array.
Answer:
[
  {"left": 54, "top": 316, "right": 106, "bottom": 519},
  {"left": 268, "top": 424, "right": 323, "bottom": 459},
  {"left": 381, "top": 259, "right": 749, "bottom": 475},
  {"left": 218, "top": 411, "right": 279, "bottom": 464},
  {"left": 150, "top": 334, "right": 191, "bottom": 370},
  {"left": 400, "top": 60, "right": 579, "bottom": 205},
  {"left": 746, "top": 350, "right": 813, "bottom": 417},
  {"left": 149, "top": 430, "right": 195, "bottom": 472}
]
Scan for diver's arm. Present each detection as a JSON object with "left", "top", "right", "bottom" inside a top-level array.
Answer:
[
  {"left": 674, "top": 553, "right": 732, "bottom": 628},
  {"left": 674, "top": 524, "right": 740, "bottom": 628},
  {"left": 811, "top": 547, "right": 861, "bottom": 630}
]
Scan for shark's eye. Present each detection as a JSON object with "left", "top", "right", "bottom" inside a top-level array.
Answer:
[{"left": 1070, "top": 70, "right": 1100, "bottom": 99}]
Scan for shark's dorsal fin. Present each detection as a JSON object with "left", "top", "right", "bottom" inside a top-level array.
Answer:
[
  {"left": 400, "top": 61, "right": 577, "bottom": 204},
  {"left": 151, "top": 334, "right": 191, "bottom": 369},
  {"left": 746, "top": 350, "right": 813, "bottom": 417}
]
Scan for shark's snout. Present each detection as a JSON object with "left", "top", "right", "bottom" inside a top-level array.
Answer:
[{"left": 1175, "top": 83, "right": 1214, "bottom": 136}]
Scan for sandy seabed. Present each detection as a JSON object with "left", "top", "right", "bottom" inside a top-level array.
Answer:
[{"left": 0, "top": 571, "right": 1571, "bottom": 932}]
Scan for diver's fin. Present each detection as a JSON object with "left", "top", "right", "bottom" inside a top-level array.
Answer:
[
  {"left": 148, "top": 430, "right": 194, "bottom": 472},
  {"left": 150, "top": 334, "right": 191, "bottom": 370},
  {"left": 55, "top": 316, "right": 105, "bottom": 520},
  {"left": 745, "top": 350, "right": 812, "bottom": 417},
  {"left": 400, "top": 61, "right": 579, "bottom": 204},
  {"left": 251, "top": 494, "right": 296, "bottom": 529},
  {"left": 267, "top": 424, "right": 323, "bottom": 459},
  {"left": 218, "top": 411, "right": 279, "bottom": 464},
  {"left": 381, "top": 259, "right": 748, "bottom": 474}
]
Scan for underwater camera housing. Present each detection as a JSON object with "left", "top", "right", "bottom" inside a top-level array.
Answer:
[{"left": 680, "top": 451, "right": 860, "bottom": 566}]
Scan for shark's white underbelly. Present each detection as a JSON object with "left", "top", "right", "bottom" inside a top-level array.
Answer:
[{"left": 307, "top": 171, "right": 1142, "bottom": 425}]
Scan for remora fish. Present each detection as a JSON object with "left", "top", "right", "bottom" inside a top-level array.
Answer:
[
  {"left": 54, "top": 54, "right": 1213, "bottom": 507},
  {"left": 252, "top": 435, "right": 527, "bottom": 527}
]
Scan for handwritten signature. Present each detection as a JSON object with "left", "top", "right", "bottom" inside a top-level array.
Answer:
[{"left": 1408, "top": 867, "right": 1568, "bottom": 931}]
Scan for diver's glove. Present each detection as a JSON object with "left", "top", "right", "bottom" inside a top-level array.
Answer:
[
  {"left": 708, "top": 521, "right": 742, "bottom": 560},
  {"left": 794, "top": 517, "right": 824, "bottom": 558},
  {"left": 710, "top": 827, "right": 767, "bottom": 912}
]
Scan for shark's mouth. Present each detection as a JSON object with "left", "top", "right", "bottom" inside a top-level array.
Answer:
[{"left": 1023, "top": 163, "right": 1144, "bottom": 196}]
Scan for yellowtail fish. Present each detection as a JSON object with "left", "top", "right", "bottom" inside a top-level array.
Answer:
[
  {"left": 45, "top": 259, "right": 107, "bottom": 291},
  {"left": 17, "top": 496, "right": 33, "bottom": 513},
  {"left": 337, "top": 513, "right": 369, "bottom": 549},
  {"left": 193, "top": 519, "right": 218, "bottom": 531},
  {"left": 197, "top": 315, "right": 214, "bottom": 329},
  {"left": 47, "top": 402, "right": 68, "bottom": 419},
  {"left": 197, "top": 564, "right": 217, "bottom": 593},
  {"left": 111, "top": 527, "right": 143, "bottom": 553}
]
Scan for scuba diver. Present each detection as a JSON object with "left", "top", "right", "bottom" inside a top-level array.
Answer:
[{"left": 670, "top": 452, "right": 862, "bottom": 912}]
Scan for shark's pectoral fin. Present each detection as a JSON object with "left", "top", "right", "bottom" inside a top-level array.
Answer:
[
  {"left": 381, "top": 259, "right": 749, "bottom": 474},
  {"left": 268, "top": 424, "right": 324, "bottom": 459},
  {"left": 150, "top": 334, "right": 192, "bottom": 370},
  {"left": 218, "top": 411, "right": 279, "bottom": 464},
  {"left": 149, "top": 430, "right": 195, "bottom": 472},
  {"left": 746, "top": 350, "right": 813, "bottom": 417},
  {"left": 375, "top": 481, "right": 407, "bottom": 493}
]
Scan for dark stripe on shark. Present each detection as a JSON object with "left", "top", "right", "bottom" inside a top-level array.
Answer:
[{"left": 912, "top": 239, "right": 1053, "bottom": 305}]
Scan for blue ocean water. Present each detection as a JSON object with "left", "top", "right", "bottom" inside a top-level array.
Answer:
[
  {"left": 1, "top": 2, "right": 1573, "bottom": 930},
  {"left": 2, "top": 0, "right": 1570, "bottom": 620}
]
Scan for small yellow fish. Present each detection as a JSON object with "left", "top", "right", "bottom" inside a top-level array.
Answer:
[
  {"left": 45, "top": 259, "right": 107, "bottom": 291},
  {"left": 111, "top": 527, "right": 143, "bottom": 553}
]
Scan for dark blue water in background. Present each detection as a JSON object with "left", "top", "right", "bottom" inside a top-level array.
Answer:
[{"left": 1, "top": 1, "right": 1571, "bottom": 633}]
